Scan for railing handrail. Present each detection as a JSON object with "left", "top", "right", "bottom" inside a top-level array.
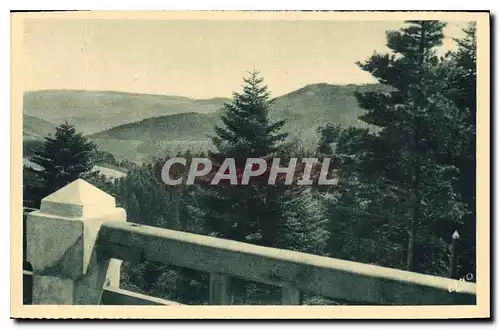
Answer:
[{"left": 97, "top": 221, "right": 476, "bottom": 305}]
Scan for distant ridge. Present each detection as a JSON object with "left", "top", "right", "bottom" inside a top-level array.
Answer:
[
  {"left": 23, "top": 90, "right": 230, "bottom": 134},
  {"left": 24, "top": 83, "right": 389, "bottom": 162}
]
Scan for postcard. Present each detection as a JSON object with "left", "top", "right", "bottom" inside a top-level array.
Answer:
[{"left": 10, "top": 10, "right": 490, "bottom": 319}]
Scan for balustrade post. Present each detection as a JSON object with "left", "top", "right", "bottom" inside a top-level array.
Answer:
[{"left": 26, "top": 179, "right": 126, "bottom": 304}]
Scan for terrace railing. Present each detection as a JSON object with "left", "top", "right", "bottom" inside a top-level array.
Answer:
[{"left": 24, "top": 179, "right": 476, "bottom": 305}]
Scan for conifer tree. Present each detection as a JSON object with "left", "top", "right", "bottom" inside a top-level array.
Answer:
[
  {"left": 212, "top": 71, "right": 288, "bottom": 158},
  {"left": 194, "top": 70, "right": 328, "bottom": 255},
  {"left": 190, "top": 70, "right": 329, "bottom": 304},
  {"left": 337, "top": 21, "right": 466, "bottom": 273},
  {"left": 30, "top": 121, "right": 96, "bottom": 205}
]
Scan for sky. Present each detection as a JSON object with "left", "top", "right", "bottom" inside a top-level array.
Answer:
[{"left": 21, "top": 19, "right": 468, "bottom": 99}]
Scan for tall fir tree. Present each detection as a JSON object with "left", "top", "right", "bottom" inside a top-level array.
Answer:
[
  {"left": 190, "top": 70, "right": 329, "bottom": 304},
  {"left": 334, "top": 21, "right": 467, "bottom": 274},
  {"left": 193, "top": 70, "right": 328, "bottom": 255},
  {"left": 212, "top": 71, "right": 288, "bottom": 158},
  {"left": 29, "top": 121, "right": 96, "bottom": 206}
]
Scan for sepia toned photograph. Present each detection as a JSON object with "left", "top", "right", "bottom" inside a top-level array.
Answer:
[{"left": 10, "top": 11, "right": 490, "bottom": 319}]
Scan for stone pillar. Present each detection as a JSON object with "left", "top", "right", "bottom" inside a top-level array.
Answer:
[{"left": 26, "top": 179, "right": 126, "bottom": 304}]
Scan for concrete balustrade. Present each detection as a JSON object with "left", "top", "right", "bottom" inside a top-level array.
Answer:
[
  {"left": 26, "top": 179, "right": 126, "bottom": 304},
  {"left": 24, "top": 179, "right": 477, "bottom": 306}
]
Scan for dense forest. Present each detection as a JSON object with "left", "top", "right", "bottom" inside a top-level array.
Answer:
[{"left": 23, "top": 21, "right": 477, "bottom": 305}]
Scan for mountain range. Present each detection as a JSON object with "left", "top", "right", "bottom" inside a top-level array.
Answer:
[
  {"left": 24, "top": 83, "right": 389, "bottom": 163},
  {"left": 23, "top": 90, "right": 228, "bottom": 134}
]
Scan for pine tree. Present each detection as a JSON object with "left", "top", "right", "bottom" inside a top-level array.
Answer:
[
  {"left": 30, "top": 121, "right": 96, "bottom": 205},
  {"left": 339, "top": 21, "right": 467, "bottom": 274}
]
